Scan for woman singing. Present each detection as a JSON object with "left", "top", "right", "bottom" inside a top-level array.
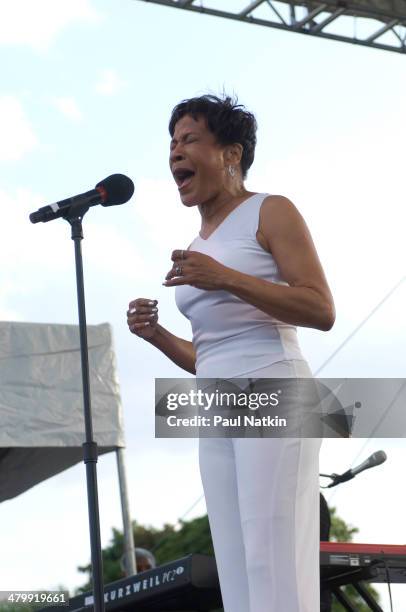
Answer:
[{"left": 127, "top": 94, "right": 335, "bottom": 612}]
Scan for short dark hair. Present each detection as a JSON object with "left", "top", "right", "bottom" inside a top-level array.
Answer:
[{"left": 168, "top": 94, "right": 257, "bottom": 180}]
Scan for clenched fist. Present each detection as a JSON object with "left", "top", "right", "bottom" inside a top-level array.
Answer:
[{"left": 127, "top": 298, "right": 159, "bottom": 340}]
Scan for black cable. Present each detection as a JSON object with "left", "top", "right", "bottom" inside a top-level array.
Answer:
[{"left": 381, "top": 554, "right": 394, "bottom": 612}]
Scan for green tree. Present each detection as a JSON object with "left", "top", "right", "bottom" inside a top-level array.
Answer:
[
  {"left": 77, "top": 521, "right": 180, "bottom": 591},
  {"left": 77, "top": 509, "right": 381, "bottom": 612},
  {"left": 328, "top": 505, "right": 380, "bottom": 612},
  {"left": 330, "top": 505, "right": 358, "bottom": 541}
]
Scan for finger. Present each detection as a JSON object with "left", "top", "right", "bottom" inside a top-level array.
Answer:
[
  {"left": 127, "top": 305, "right": 158, "bottom": 316},
  {"left": 129, "top": 298, "right": 158, "bottom": 308},
  {"left": 128, "top": 298, "right": 158, "bottom": 313},
  {"left": 163, "top": 276, "right": 190, "bottom": 286},
  {"left": 165, "top": 267, "right": 180, "bottom": 281},
  {"left": 166, "top": 262, "right": 190, "bottom": 280},
  {"left": 171, "top": 249, "right": 189, "bottom": 262},
  {"left": 165, "top": 271, "right": 183, "bottom": 281},
  {"left": 129, "top": 321, "right": 152, "bottom": 333},
  {"left": 127, "top": 312, "right": 157, "bottom": 324}
]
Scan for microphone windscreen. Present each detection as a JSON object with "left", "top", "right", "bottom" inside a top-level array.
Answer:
[
  {"left": 372, "top": 450, "right": 387, "bottom": 466},
  {"left": 97, "top": 174, "right": 134, "bottom": 206}
]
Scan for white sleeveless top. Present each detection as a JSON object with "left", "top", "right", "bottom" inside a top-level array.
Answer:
[{"left": 175, "top": 193, "right": 305, "bottom": 378}]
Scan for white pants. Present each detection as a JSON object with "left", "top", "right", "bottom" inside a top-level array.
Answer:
[{"left": 198, "top": 359, "right": 322, "bottom": 612}]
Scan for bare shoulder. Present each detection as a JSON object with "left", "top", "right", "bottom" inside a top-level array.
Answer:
[
  {"left": 260, "top": 194, "right": 302, "bottom": 220},
  {"left": 257, "top": 195, "right": 306, "bottom": 252}
]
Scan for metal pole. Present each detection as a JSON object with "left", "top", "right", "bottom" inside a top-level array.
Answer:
[
  {"left": 70, "top": 216, "right": 105, "bottom": 612},
  {"left": 116, "top": 447, "right": 137, "bottom": 575}
]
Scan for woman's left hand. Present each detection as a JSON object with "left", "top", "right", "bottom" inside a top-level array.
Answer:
[{"left": 163, "top": 249, "right": 229, "bottom": 290}]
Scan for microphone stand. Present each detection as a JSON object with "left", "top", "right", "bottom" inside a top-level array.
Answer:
[
  {"left": 64, "top": 203, "right": 105, "bottom": 612},
  {"left": 320, "top": 472, "right": 342, "bottom": 488}
]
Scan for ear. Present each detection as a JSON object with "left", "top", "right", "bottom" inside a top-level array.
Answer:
[{"left": 224, "top": 143, "right": 243, "bottom": 166}]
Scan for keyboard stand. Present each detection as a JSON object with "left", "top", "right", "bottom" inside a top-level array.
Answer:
[{"left": 322, "top": 564, "right": 385, "bottom": 611}]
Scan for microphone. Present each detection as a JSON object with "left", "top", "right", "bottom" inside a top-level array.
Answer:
[
  {"left": 29, "top": 173, "right": 134, "bottom": 223},
  {"left": 327, "top": 450, "right": 387, "bottom": 487}
]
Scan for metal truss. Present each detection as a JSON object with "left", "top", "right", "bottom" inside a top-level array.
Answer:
[{"left": 137, "top": 0, "right": 406, "bottom": 54}]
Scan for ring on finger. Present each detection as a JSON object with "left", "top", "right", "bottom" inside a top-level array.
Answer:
[{"left": 174, "top": 264, "right": 183, "bottom": 276}]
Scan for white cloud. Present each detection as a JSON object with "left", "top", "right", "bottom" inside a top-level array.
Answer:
[
  {"left": 0, "top": 96, "right": 38, "bottom": 161},
  {"left": 0, "top": 0, "right": 101, "bottom": 51},
  {"left": 53, "top": 96, "right": 83, "bottom": 122},
  {"left": 95, "top": 69, "right": 125, "bottom": 96}
]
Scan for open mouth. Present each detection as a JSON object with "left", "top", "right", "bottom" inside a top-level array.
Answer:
[{"left": 173, "top": 168, "right": 196, "bottom": 190}]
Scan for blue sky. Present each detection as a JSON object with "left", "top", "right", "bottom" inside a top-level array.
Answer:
[{"left": 1, "top": 0, "right": 405, "bottom": 608}]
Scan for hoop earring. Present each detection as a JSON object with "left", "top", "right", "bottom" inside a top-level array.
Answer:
[{"left": 228, "top": 165, "right": 236, "bottom": 177}]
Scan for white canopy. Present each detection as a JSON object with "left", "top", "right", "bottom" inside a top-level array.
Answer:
[{"left": 0, "top": 321, "right": 125, "bottom": 502}]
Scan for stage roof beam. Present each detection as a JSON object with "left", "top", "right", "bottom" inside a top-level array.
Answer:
[
  {"left": 239, "top": 0, "right": 267, "bottom": 18},
  {"left": 136, "top": 0, "right": 406, "bottom": 54},
  {"left": 309, "top": 7, "right": 347, "bottom": 34},
  {"left": 294, "top": 4, "right": 329, "bottom": 27},
  {"left": 365, "top": 18, "right": 400, "bottom": 42}
]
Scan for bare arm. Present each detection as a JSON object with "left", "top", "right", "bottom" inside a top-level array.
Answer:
[
  {"left": 127, "top": 299, "right": 196, "bottom": 375},
  {"left": 219, "top": 195, "right": 335, "bottom": 331},
  {"left": 145, "top": 323, "right": 196, "bottom": 375}
]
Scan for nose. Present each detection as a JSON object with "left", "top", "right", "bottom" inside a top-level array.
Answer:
[{"left": 169, "top": 142, "right": 186, "bottom": 165}]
